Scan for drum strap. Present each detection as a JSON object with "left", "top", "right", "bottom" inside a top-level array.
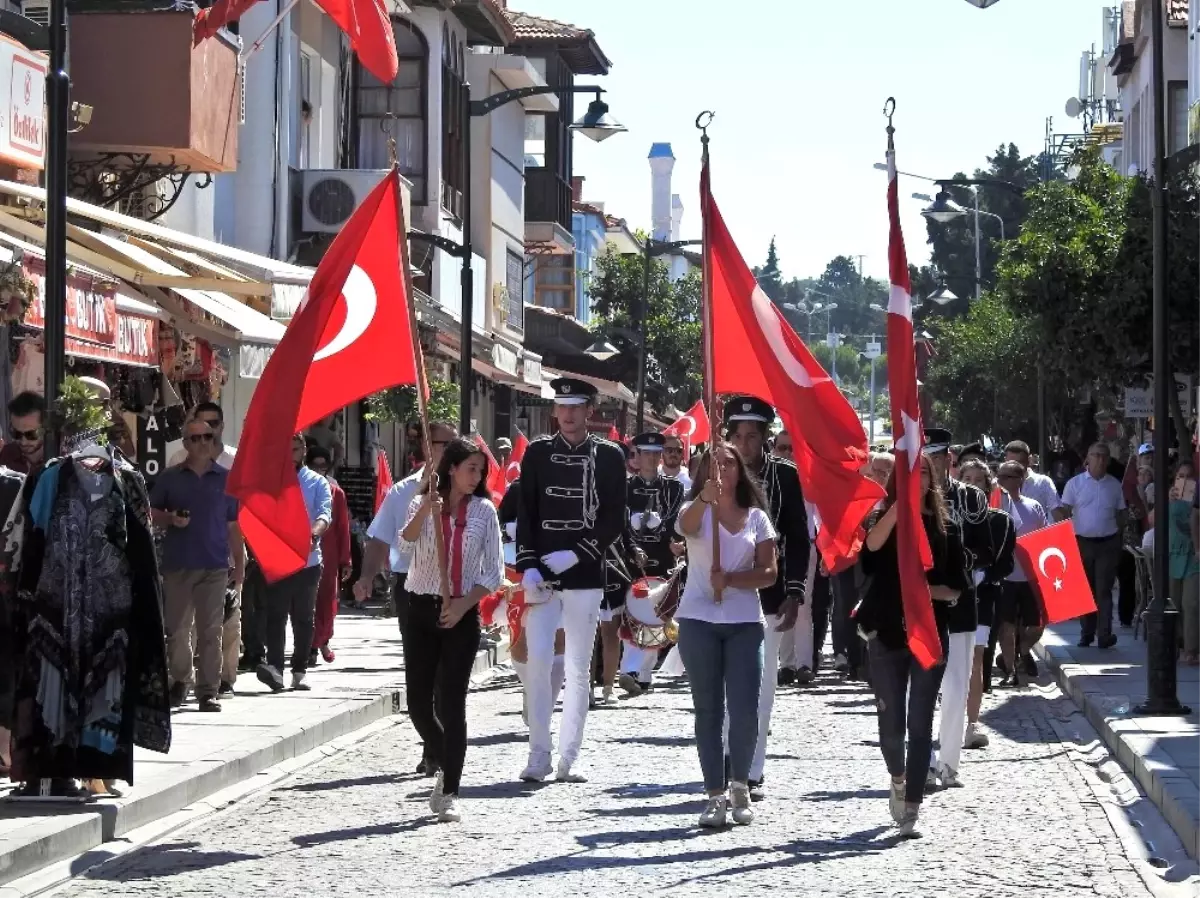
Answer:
[{"left": 440, "top": 498, "right": 470, "bottom": 597}]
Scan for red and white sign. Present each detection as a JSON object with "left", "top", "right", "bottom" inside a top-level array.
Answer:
[{"left": 0, "top": 36, "right": 46, "bottom": 170}]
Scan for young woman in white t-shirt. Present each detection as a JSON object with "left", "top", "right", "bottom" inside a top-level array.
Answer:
[{"left": 674, "top": 442, "right": 778, "bottom": 828}]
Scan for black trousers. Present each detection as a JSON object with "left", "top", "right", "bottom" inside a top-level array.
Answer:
[
  {"left": 402, "top": 594, "right": 480, "bottom": 795},
  {"left": 264, "top": 565, "right": 322, "bottom": 674},
  {"left": 241, "top": 559, "right": 267, "bottom": 665},
  {"left": 811, "top": 572, "right": 832, "bottom": 667},
  {"left": 830, "top": 567, "right": 862, "bottom": 670},
  {"left": 868, "top": 640, "right": 947, "bottom": 805}
]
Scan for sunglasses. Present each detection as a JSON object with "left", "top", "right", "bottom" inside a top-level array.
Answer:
[
  {"left": 11, "top": 428, "right": 41, "bottom": 441},
  {"left": 188, "top": 433, "right": 215, "bottom": 444}
]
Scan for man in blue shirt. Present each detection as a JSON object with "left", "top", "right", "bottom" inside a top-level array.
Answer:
[
  {"left": 256, "top": 433, "right": 332, "bottom": 693},
  {"left": 150, "top": 419, "right": 243, "bottom": 712}
]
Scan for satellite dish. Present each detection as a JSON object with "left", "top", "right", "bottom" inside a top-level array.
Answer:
[{"left": 1065, "top": 97, "right": 1083, "bottom": 118}]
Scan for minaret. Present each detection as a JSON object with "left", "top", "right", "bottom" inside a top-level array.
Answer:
[
  {"left": 670, "top": 194, "right": 683, "bottom": 242},
  {"left": 648, "top": 142, "right": 675, "bottom": 242}
]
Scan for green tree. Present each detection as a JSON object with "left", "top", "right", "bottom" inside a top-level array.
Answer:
[
  {"left": 589, "top": 247, "right": 702, "bottom": 410},
  {"left": 814, "top": 255, "right": 889, "bottom": 338},
  {"left": 753, "top": 237, "right": 785, "bottom": 302}
]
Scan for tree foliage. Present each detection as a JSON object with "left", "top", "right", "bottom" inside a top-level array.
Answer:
[
  {"left": 365, "top": 377, "right": 458, "bottom": 425},
  {"left": 589, "top": 246, "right": 702, "bottom": 409}
]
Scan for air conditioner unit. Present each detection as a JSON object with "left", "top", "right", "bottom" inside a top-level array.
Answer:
[
  {"left": 300, "top": 169, "right": 392, "bottom": 234},
  {"left": 20, "top": 0, "right": 50, "bottom": 27}
]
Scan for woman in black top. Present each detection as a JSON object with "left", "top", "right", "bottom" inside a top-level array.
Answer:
[{"left": 857, "top": 453, "right": 970, "bottom": 838}]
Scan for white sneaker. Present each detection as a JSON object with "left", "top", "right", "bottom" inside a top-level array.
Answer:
[
  {"left": 963, "top": 723, "right": 990, "bottom": 749},
  {"left": 938, "top": 765, "right": 962, "bottom": 788},
  {"left": 519, "top": 751, "right": 553, "bottom": 783},
  {"left": 888, "top": 778, "right": 905, "bottom": 823},
  {"left": 599, "top": 687, "right": 615, "bottom": 706},
  {"left": 729, "top": 782, "right": 754, "bottom": 825},
  {"left": 897, "top": 807, "right": 921, "bottom": 838},
  {"left": 556, "top": 759, "right": 587, "bottom": 783},
  {"left": 699, "top": 795, "right": 727, "bottom": 828},
  {"left": 291, "top": 670, "right": 310, "bottom": 691},
  {"left": 618, "top": 673, "right": 643, "bottom": 697},
  {"left": 437, "top": 794, "right": 461, "bottom": 823},
  {"left": 429, "top": 770, "right": 445, "bottom": 813}
]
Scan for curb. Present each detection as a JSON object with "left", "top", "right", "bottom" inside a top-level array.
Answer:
[
  {"left": 1033, "top": 641, "right": 1200, "bottom": 861},
  {"left": 0, "top": 640, "right": 508, "bottom": 889}
]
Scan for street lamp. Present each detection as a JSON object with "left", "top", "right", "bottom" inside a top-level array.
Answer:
[
  {"left": 927, "top": 286, "right": 960, "bottom": 306},
  {"left": 634, "top": 237, "right": 700, "bottom": 432},
  {"left": 962, "top": 0, "right": 1185, "bottom": 717},
  {"left": 921, "top": 189, "right": 1006, "bottom": 300},
  {"left": 457, "top": 83, "right": 625, "bottom": 435},
  {"left": 584, "top": 339, "right": 619, "bottom": 361}
]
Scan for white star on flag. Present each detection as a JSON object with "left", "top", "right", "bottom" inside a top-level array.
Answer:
[
  {"left": 1054, "top": 578, "right": 1063, "bottom": 591},
  {"left": 896, "top": 410, "right": 922, "bottom": 471}
]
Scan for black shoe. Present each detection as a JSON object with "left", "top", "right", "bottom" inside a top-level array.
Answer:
[
  {"left": 218, "top": 681, "right": 235, "bottom": 698},
  {"left": 169, "top": 681, "right": 187, "bottom": 708},
  {"left": 198, "top": 696, "right": 222, "bottom": 713},
  {"left": 748, "top": 778, "right": 765, "bottom": 802},
  {"left": 416, "top": 757, "right": 439, "bottom": 777},
  {"left": 238, "top": 655, "right": 259, "bottom": 673},
  {"left": 638, "top": 681, "right": 653, "bottom": 693},
  {"left": 796, "top": 666, "right": 815, "bottom": 685},
  {"left": 1077, "top": 637, "right": 1094, "bottom": 648},
  {"left": 777, "top": 667, "right": 796, "bottom": 687},
  {"left": 1098, "top": 634, "right": 1118, "bottom": 649},
  {"left": 256, "top": 663, "right": 285, "bottom": 693},
  {"left": 308, "top": 648, "right": 320, "bottom": 667},
  {"left": 1021, "top": 651, "right": 1039, "bottom": 678}
]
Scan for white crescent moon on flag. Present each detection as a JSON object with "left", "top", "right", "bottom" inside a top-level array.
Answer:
[
  {"left": 505, "top": 461, "right": 520, "bottom": 484},
  {"left": 674, "top": 415, "right": 697, "bottom": 438},
  {"left": 750, "top": 284, "right": 823, "bottom": 388},
  {"left": 1038, "top": 547, "right": 1067, "bottom": 578},
  {"left": 314, "top": 265, "right": 377, "bottom": 362}
]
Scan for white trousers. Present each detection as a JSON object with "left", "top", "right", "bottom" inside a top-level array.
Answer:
[
  {"left": 932, "top": 631, "right": 975, "bottom": 775},
  {"left": 620, "top": 642, "right": 658, "bottom": 682},
  {"left": 722, "top": 614, "right": 785, "bottom": 781},
  {"left": 779, "top": 552, "right": 819, "bottom": 670},
  {"left": 524, "top": 588, "right": 602, "bottom": 765}
]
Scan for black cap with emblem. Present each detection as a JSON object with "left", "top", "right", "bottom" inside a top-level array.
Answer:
[
  {"left": 723, "top": 395, "right": 775, "bottom": 425},
  {"left": 956, "top": 441, "right": 986, "bottom": 464},
  {"left": 631, "top": 432, "right": 666, "bottom": 452},
  {"left": 922, "top": 427, "right": 953, "bottom": 455},
  {"left": 550, "top": 377, "right": 598, "bottom": 406}
]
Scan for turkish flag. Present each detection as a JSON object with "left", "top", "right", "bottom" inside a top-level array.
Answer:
[
  {"left": 663, "top": 400, "right": 710, "bottom": 462},
  {"left": 884, "top": 146, "right": 940, "bottom": 669},
  {"left": 472, "top": 435, "right": 505, "bottom": 504},
  {"left": 374, "top": 449, "right": 393, "bottom": 515},
  {"left": 606, "top": 424, "right": 621, "bottom": 443},
  {"left": 701, "top": 163, "right": 883, "bottom": 569},
  {"left": 195, "top": 0, "right": 398, "bottom": 84},
  {"left": 228, "top": 167, "right": 417, "bottom": 581},
  {"left": 503, "top": 432, "right": 529, "bottom": 488},
  {"left": 1014, "top": 520, "right": 1097, "bottom": 624}
]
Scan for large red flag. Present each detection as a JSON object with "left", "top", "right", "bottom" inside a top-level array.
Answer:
[
  {"left": 229, "top": 168, "right": 417, "bottom": 581},
  {"left": 701, "top": 165, "right": 882, "bottom": 567},
  {"left": 374, "top": 450, "right": 393, "bottom": 515},
  {"left": 504, "top": 433, "right": 529, "bottom": 487},
  {"left": 195, "top": 0, "right": 398, "bottom": 84},
  {"left": 1014, "top": 520, "right": 1097, "bottom": 624},
  {"left": 662, "top": 400, "right": 710, "bottom": 463},
  {"left": 885, "top": 144, "right": 941, "bottom": 668},
  {"left": 472, "top": 434, "right": 505, "bottom": 504}
]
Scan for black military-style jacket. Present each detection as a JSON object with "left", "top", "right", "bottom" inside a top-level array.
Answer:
[
  {"left": 942, "top": 478, "right": 996, "bottom": 633},
  {"left": 754, "top": 453, "right": 810, "bottom": 616},
  {"left": 515, "top": 433, "right": 628, "bottom": 591},
  {"left": 626, "top": 473, "right": 686, "bottom": 578}
]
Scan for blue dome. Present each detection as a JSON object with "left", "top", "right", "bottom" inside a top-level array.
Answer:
[{"left": 648, "top": 142, "right": 674, "bottom": 160}]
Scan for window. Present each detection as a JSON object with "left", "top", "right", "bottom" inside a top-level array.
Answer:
[
  {"left": 534, "top": 256, "right": 574, "bottom": 313},
  {"left": 524, "top": 114, "right": 546, "bottom": 167},
  {"left": 356, "top": 18, "right": 427, "bottom": 203},
  {"left": 1168, "top": 81, "right": 1189, "bottom": 154},
  {"left": 296, "top": 52, "right": 314, "bottom": 169},
  {"left": 505, "top": 249, "right": 524, "bottom": 331},
  {"left": 441, "top": 25, "right": 466, "bottom": 219}
]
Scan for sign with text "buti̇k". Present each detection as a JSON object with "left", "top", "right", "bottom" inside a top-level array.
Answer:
[{"left": 0, "top": 35, "right": 45, "bottom": 170}]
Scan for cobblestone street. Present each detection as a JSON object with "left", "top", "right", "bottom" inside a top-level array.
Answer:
[{"left": 45, "top": 666, "right": 1187, "bottom": 898}]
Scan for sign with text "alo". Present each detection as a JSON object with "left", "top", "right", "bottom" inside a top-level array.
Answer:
[{"left": 0, "top": 36, "right": 45, "bottom": 170}]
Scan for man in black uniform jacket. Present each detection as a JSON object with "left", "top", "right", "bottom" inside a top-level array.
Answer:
[
  {"left": 724, "top": 396, "right": 809, "bottom": 801},
  {"left": 617, "top": 432, "right": 686, "bottom": 696},
  {"left": 516, "top": 378, "right": 626, "bottom": 783}
]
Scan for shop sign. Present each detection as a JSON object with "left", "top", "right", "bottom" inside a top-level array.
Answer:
[
  {"left": 521, "top": 353, "right": 542, "bottom": 387},
  {"left": 0, "top": 36, "right": 46, "bottom": 170},
  {"left": 23, "top": 256, "right": 118, "bottom": 347},
  {"left": 137, "top": 411, "right": 167, "bottom": 487},
  {"left": 239, "top": 343, "right": 275, "bottom": 380},
  {"left": 1123, "top": 375, "right": 1194, "bottom": 419},
  {"left": 491, "top": 343, "right": 519, "bottom": 377}
]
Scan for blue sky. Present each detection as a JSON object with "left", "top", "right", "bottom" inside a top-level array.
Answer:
[{"left": 514, "top": 0, "right": 1109, "bottom": 282}]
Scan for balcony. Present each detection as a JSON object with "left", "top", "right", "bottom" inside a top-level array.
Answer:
[
  {"left": 525, "top": 168, "right": 571, "bottom": 230},
  {"left": 67, "top": 3, "right": 240, "bottom": 173}
]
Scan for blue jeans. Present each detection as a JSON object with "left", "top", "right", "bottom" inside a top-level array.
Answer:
[
  {"left": 868, "top": 640, "right": 946, "bottom": 804},
  {"left": 676, "top": 618, "right": 764, "bottom": 791}
]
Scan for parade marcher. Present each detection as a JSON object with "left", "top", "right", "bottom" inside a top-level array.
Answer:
[
  {"left": 306, "top": 447, "right": 352, "bottom": 665},
  {"left": 355, "top": 420, "right": 457, "bottom": 774},
  {"left": 618, "top": 432, "right": 685, "bottom": 696},
  {"left": 857, "top": 453, "right": 969, "bottom": 838},
  {"left": 995, "top": 460, "right": 1049, "bottom": 688},
  {"left": 515, "top": 378, "right": 626, "bottom": 783},
  {"left": 724, "top": 396, "right": 808, "bottom": 801},
  {"left": 674, "top": 443, "right": 777, "bottom": 828},
  {"left": 923, "top": 428, "right": 993, "bottom": 789},
  {"left": 399, "top": 438, "right": 503, "bottom": 823}
]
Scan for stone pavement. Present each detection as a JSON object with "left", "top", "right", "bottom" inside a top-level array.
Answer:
[
  {"left": 35, "top": 657, "right": 1199, "bottom": 898},
  {"left": 1035, "top": 622, "right": 1200, "bottom": 861},
  {"left": 0, "top": 608, "right": 502, "bottom": 889}
]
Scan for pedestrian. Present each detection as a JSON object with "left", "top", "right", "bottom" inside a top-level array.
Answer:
[
  {"left": 995, "top": 460, "right": 1049, "bottom": 688},
  {"left": 150, "top": 418, "right": 243, "bottom": 712},
  {"left": 661, "top": 434, "right": 692, "bottom": 491},
  {"left": 515, "top": 378, "right": 626, "bottom": 784},
  {"left": 355, "top": 420, "right": 457, "bottom": 775},
  {"left": 306, "top": 446, "right": 351, "bottom": 665},
  {"left": 1060, "top": 442, "right": 1127, "bottom": 648},
  {"left": 674, "top": 442, "right": 777, "bottom": 827},
  {"left": 857, "top": 452, "right": 970, "bottom": 838},
  {"left": 399, "top": 437, "right": 503, "bottom": 823},
  {"left": 0, "top": 391, "right": 45, "bottom": 475},
  {"left": 1168, "top": 462, "right": 1198, "bottom": 665},
  {"left": 256, "top": 433, "right": 331, "bottom": 693}
]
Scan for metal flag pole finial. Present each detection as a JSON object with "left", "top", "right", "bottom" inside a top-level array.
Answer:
[
  {"left": 696, "top": 110, "right": 714, "bottom": 163},
  {"left": 884, "top": 97, "right": 896, "bottom": 151}
]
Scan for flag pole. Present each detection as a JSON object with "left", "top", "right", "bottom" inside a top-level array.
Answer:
[
  {"left": 697, "top": 110, "right": 723, "bottom": 600},
  {"left": 393, "top": 163, "right": 452, "bottom": 606}
]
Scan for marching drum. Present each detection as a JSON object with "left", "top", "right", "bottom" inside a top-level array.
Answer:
[{"left": 619, "top": 569, "right": 683, "bottom": 649}]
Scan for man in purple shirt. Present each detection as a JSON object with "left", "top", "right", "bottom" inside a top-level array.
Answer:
[{"left": 150, "top": 419, "right": 244, "bottom": 712}]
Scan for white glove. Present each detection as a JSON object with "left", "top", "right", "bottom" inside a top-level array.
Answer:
[
  {"left": 541, "top": 550, "right": 580, "bottom": 575},
  {"left": 522, "top": 567, "right": 551, "bottom": 605},
  {"left": 504, "top": 522, "right": 517, "bottom": 540},
  {"left": 645, "top": 512, "right": 662, "bottom": 530},
  {"left": 630, "top": 512, "right": 644, "bottom": 530}
]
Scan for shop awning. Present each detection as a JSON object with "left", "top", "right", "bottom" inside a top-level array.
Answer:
[{"left": 542, "top": 367, "right": 635, "bottom": 404}]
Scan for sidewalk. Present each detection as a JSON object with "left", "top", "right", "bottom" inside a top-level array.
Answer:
[
  {"left": 1034, "top": 622, "right": 1200, "bottom": 860},
  {"left": 0, "top": 607, "right": 505, "bottom": 887}
]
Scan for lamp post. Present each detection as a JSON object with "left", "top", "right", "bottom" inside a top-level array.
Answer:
[
  {"left": 866, "top": 303, "right": 888, "bottom": 445},
  {"left": 921, "top": 189, "right": 1005, "bottom": 299},
  {"left": 457, "top": 84, "right": 624, "bottom": 435},
  {"left": 43, "top": 1, "right": 68, "bottom": 456},
  {"left": 961, "top": 0, "right": 1185, "bottom": 716},
  {"left": 635, "top": 238, "right": 700, "bottom": 432}
]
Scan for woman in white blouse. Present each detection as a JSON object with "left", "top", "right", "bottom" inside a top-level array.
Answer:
[
  {"left": 400, "top": 437, "right": 504, "bottom": 823},
  {"left": 674, "top": 442, "right": 777, "bottom": 828}
]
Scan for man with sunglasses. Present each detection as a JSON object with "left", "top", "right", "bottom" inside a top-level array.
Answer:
[
  {"left": 660, "top": 435, "right": 692, "bottom": 491},
  {"left": 0, "top": 391, "right": 45, "bottom": 474},
  {"left": 168, "top": 402, "right": 236, "bottom": 469}
]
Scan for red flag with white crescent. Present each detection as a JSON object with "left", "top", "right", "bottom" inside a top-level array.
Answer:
[
  {"left": 885, "top": 145, "right": 940, "bottom": 668},
  {"left": 662, "top": 400, "right": 710, "bottom": 462},
  {"left": 1013, "top": 520, "right": 1096, "bottom": 623}
]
